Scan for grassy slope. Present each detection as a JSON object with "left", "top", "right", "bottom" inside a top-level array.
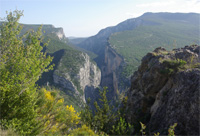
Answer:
[
  {"left": 109, "top": 16, "right": 199, "bottom": 77},
  {"left": 43, "top": 33, "right": 71, "bottom": 53}
]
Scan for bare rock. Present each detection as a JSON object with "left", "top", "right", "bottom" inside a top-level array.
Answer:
[{"left": 125, "top": 45, "right": 200, "bottom": 135}]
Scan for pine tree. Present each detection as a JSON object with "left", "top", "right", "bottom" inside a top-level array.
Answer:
[{"left": 81, "top": 87, "right": 117, "bottom": 134}]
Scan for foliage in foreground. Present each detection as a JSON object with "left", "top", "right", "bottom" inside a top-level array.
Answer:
[
  {"left": 0, "top": 10, "right": 80, "bottom": 136},
  {"left": 0, "top": 10, "right": 53, "bottom": 135},
  {"left": 35, "top": 88, "right": 80, "bottom": 135},
  {"left": 69, "top": 125, "right": 97, "bottom": 136}
]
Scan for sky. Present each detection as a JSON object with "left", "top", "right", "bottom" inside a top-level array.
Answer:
[{"left": 0, "top": 0, "right": 200, "bottom": 37}]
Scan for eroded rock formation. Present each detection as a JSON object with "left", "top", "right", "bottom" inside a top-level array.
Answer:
[{"left": 125, "top": 45, "right": 200, "bottom": 135}]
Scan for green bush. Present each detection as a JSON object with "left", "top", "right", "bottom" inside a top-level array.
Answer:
[
  {"left": 111, "top": 117, "right": 134, "bottom": 135},
  {"left": 163, "top": 59, "right": 187, "bottom": 69},
  {"left": 160, "top": 59, "right": 187, "bottom": 75},
  {"left": 69, "top": 125, "right": 97, "bottom": 136},
  {"left": 0, "top": 10, "right": 53, "bottom": 135}
]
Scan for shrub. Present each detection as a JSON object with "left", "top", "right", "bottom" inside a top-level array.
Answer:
[
  {"left": 168, "top": 123, "right": 177, "bottom": 136},
  {"left": 111, "top": 117, "right": 134, "bottom": 135},
  {"left": 160, "top": 59, "right": 187, "bottom": 75},
  {"left": 35, "top": 88, "right": 80, "bottom": 135},
  {"left": 69, "top": 125, "right": 97, "bottom": 136}
]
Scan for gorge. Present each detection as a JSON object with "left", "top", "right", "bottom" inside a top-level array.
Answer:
[{"left": 0, "top": 11, "right": 199, "bottom": 135}]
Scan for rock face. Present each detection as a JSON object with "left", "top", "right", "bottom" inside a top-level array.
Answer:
[
  {"left": 125, "top": 45, "right": 200, "bottom": 135},
  {"left": 53, "top": 53, "right": 101, "bottom": 103},
  {"left": 101, "top": 45, "right": 124, "bottom": 95},
  {"left": 79, "top": 54, "right": 101, "bottom": 91},
  {"left": 55, "top": 27, "right": 65, "bottom": 40}
]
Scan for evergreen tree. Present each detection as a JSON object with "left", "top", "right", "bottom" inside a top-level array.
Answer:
[
  {"left": 80, "top": 87, "right": 134, "bottom": 135},
  {"left": 93, "top": 87, "right": 116, "bottom": 133},
  {"left": 80, "top": 98, "right": 93, "bottom": 128}
]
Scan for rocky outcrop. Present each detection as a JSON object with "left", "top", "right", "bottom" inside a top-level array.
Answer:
[
  {"left": 55, "top": 27, "right": 65, "bottom": 40},
  {"left": 53, "top": 53, "right": 101, "bottom": 103},
  {"left": 125, "top": 45, "right": 200, "bottom": 135}
]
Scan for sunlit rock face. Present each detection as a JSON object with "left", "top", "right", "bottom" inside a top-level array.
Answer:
[
  {"left": 55, "top": 28, "right": 65, "bottom": 40},
  {"left": 53, "top": 53, "right": 101, "bottom": 103}
]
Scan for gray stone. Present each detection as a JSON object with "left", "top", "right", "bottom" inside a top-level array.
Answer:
[
  {"left": 125, "top": 45, "right": 200, "bottom": 135},
  {"left": 53, "top": 53, "right": 101, "bottom": 103}
]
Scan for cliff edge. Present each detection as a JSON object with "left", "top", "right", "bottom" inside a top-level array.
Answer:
[{"left": 125, "top": 45, "right": 200, "bottom": 135}]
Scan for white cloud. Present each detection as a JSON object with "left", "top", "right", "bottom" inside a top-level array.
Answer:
[
  {"left": 186, "top": 0, "right": 200, "bottom": 3},
  {"left": 123, "top": 0, "right": 200, "bottom": 23},
  {"left": 136, "top": 0, "right": 175, "bottom": 8},
  {"left": 134, "top": 0, "right": 200, "bottom": 14}
]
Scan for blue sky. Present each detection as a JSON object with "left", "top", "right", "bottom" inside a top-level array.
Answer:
[{"left": 0, "top": 0, "right": 200, "bottom": 37}]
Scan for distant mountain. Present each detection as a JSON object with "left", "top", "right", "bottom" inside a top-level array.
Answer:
[
  {"left": 68, "top": 37, "right": 88, "bottom": 45},
  {"left": 109, "top": 12, "right": 199, "bottom": 76},
  {"left": 76, "top": 12, "right": 200, "bottom": 99}
]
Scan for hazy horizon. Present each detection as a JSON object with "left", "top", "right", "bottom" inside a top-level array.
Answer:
[{"left": 1, "top": 0, "right": 200, "bottom": 37}]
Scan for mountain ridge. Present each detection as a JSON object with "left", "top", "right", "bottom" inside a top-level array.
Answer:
[{"left": 75, "top": 12, "right": 200, "bottom": 99}]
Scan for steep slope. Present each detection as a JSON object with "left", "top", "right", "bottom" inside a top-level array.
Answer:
[
  {"left": 76, "top": 12, "right": 200, "bottom": 99},
  {"left": 125, "top": 45, "right": 200, "bottom": 135},
  {"left": 52, "top": 49, "right": 101, "bottom": 104},
  {"left": 16, "top": 24, "right": 101, "bottom": 110}
]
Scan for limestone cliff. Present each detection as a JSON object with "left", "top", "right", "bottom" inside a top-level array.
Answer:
[
  {"left": 53, "top": 52, "right": 101, "bottom": 103},
  {"left": 101, "top": 45, "right": 125, "bottom": 96},
  {"left": 125, "top": 45, "right": 200, "bottom": 135},
  {"left": 54, "top": 27, "right": 65, "bottom": 40}
]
